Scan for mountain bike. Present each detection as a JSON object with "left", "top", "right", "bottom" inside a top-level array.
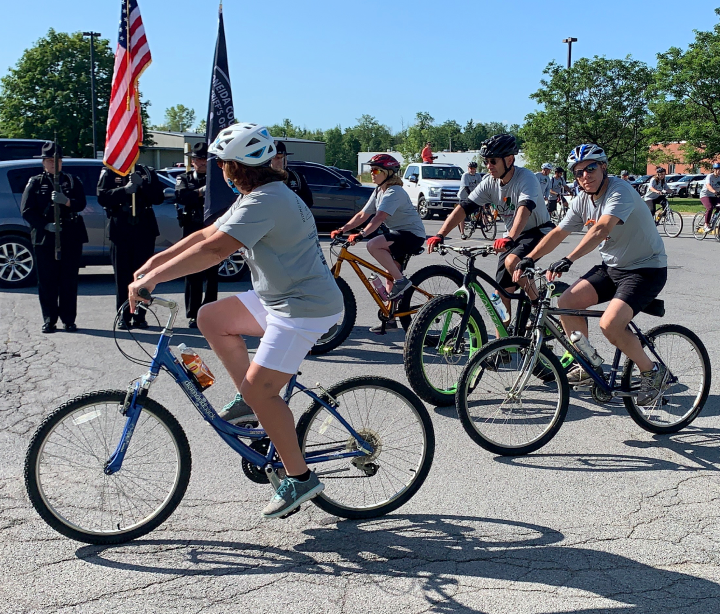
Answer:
[
  {"left": 692, "top": 203, "right": 720, "bottom": 241},
  {"left": 652, "top": 195, "right": 683, "bottom": 238},
  {"left": 24, "top": 292, "right": 435, "bottom": 545},
  {"left": 549, "top": 196, "right": 569, "bottom": 225},
  {"left": 403, "top": 244, "right": 569, "bottom": 406},
  {"left": 462, "top": 205, "right": 497, "bottom": 240},
  {"left": 311, "top": 238, "right": 464, "bottom": 354},
  {"left": 455, "top": 266, "right": 711, "bottom": 456}
]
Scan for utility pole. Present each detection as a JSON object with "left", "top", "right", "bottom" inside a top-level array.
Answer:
[
  {"left": 82, "top": 32, "right": 101, "bottom": 158},
  {"left": 562, "top": 37, "right": 578, "bottom": 68}
]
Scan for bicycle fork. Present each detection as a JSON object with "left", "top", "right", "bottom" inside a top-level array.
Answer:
[{"left": 104, "top": 381, "right": 149, "bottom": 475}]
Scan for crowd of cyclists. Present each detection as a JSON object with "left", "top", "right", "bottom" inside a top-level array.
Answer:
[{"left": 128, "top": 122, "right": 709, "bottom": 519}]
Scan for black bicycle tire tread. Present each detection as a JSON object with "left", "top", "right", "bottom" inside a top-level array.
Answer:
[
  {"left": 296, "top": 376, "right": 434, "bottom": 519},
  {"left": 398, "top": 264, "right": 464, "bottom": 331},
  {"left": 25, "top": 390, "right": 191, "bottom": 545},
  {"left": 404, "top": 294, "right": 488, "bottom": 406},
  {"left": 621, "top": 324, "right": 711, "bottom": 434},
  {"left": 309, "top": 276, "right": 357, "bottom": 355},
  {"left": 455, "top": 336, "right": 570, "bottom": 456}
]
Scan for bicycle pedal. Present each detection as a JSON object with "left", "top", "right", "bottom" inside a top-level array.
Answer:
[{"left": 279, "top": 505, "right": 301, "bottom": 520}]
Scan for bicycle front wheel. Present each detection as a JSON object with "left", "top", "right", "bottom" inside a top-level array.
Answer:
[
  {"left": 398, "top": 264, "right": 464, "bottom": 331},
  {"left": 24, "top": 390, "right": 191, "bottom": 544},
  {"left": 621, "top": 324, "right": 711, "bottom": 433},
  {"left": 456, "top": 337, "right": 570, "bottom": 455},
  {"left": 480, "top": 210, "right": 497, "bottom": 240},
  {"left": 692, "top": 212, "right": 708, "bottom": 241},
  {"left": 404, "top": 294, "right": 488, "bottom": 406},
  {"left": 296, "top": 376, "right": 434, "bottom": 519},
  {"left": 662, "top": 208, "right": 683, "bottom": 238}
]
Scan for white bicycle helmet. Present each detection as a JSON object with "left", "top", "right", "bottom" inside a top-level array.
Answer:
[
  {"left": 567, "top": 144, "right": 608, "bottom": 172},
  {"left": 541, "top": 163, "right": 554, "bottom": 171},
  {"left": 208, "top": 122, "right": 277, "bottom": 166}
]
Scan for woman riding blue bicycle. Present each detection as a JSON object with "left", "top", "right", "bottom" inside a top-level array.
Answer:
[{"left": 129, "top": 122, "right": 344, "bottom": 519}]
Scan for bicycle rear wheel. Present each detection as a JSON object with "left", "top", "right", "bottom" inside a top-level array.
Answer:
[
  {"left": 692, "top": 212, "right": 708, "bottom": 240},
  {"left": 662, "top": 208, "right": 683, "bottom": 238},
  {"left": 25, "top": 390, "right": 191, "bottom": 545},
  {"left": 309, "top": 276, "right": 356, "bottom": 355},
  {"left": 404, "top": 294, "right": 488, "bottom": 406},
  {"left": 621, "top": 324, "right": 711, "bottom": 433},
  {"left": 464, "top": 211, "right": 481, "bottom": 239},
  {"left": 456, "top": 337, "right": 570, "bottom": 455},
  {"left": 296, "top": 376, "right": 434, "bottom": 519},
  {"left": 479, "top": 210, "right": 497, "bottom": 240},
  {"left": 398, "top": 264, "right": 464, "bottom": 331}
]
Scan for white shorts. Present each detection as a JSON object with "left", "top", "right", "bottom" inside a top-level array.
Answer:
[{"left": 236, "top": 291, "right": 342, "bottom": 374}]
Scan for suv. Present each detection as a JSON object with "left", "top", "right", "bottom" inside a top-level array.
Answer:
[
  {"left": 402, "top": 163, "right": 464, "bottom": 219},
  {"left": 668, "top": 174, "right": 707, "bottom": 198}
]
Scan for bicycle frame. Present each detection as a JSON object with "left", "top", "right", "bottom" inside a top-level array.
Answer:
[
  {"left": 330, "top": 244, "right": 433, "bottom": 319},
  {"left": 104, "top": 296, "right": 374, "bottom": 481}
]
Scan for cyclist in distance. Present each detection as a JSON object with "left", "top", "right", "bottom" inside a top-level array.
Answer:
[
  {"left": 127, "top": 122, "right": 344, "bottom": 518},
  {"left": 620, "top": 170, "right": 631, "bottom": 182},
  {"left": 535, "top": 162, "right": 554, "bottom": 204},
  {"left": 331, "top": 153, "right": 426, "bottom": 332},
  {"left": 548, "top": 166, "right": 570, "bottom": 215},
  {"left": 644, "top": 167, "right": 670, "bottom": 216},
  {"left": 427, "top": 134, "right": 553, "bottom": 326},
  {"left": 458, "top": 160, "right": 483, "bottom": 238},
  {"left": 513, "top": 144, "right": 668, "bottom": 405},
  {"left": 699, "top": 162, "right": 720, "bottom": 232}
]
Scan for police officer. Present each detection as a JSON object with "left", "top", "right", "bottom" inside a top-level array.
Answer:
[
  {"left": 21, "top": 141, "right": 88, "bottom": 333},
  {"left": 97, "top": 163, "right": 165, "bottom": 328},
  {"left": 271, "top": 141, "right": 313, "bottom": 207},
  {"left": 175, "top": 142, "right": 218, "bottom": 328}
]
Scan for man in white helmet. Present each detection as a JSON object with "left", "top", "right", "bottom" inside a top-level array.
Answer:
[
  {"left": 535, "top": 163, "right": 553, "bottom": 203},
  {"left": 513, "top": 143, "right": 668, "bottom": 406},
  {"left": 128, "top": 122, "right": 344, "bottom": 518}
]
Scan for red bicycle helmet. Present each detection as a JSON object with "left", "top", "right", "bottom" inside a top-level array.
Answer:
[{"left": 367, "top": 153, "right": 401, "bottom": 171}]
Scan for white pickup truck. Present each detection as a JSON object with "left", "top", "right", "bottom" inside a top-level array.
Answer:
[{"left": 402, "top": 163, "right": 464, "bottom": 220}]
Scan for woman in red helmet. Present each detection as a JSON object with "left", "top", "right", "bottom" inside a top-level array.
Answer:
[{"left": 331, "top": 154, "right": 426, "bottom": 332}]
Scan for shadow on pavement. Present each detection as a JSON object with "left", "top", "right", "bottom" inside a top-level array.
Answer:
[{"left": 75, "top": 513, "right": 720, "bottom": 612}]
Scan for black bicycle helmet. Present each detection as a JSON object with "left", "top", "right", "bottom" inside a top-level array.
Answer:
[
  {"left": 479, "top": 134, "right": 519, "bottom": 159},
  {"left": 555, "top": 166, "right": 564, "bottom": 173},
  {"left": 468, "top": 161, "right": 478, "bottom": 168}
]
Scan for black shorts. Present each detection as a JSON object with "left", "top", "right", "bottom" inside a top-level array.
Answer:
[
  {"left": 580, "top": 263, "right": 667, "bottom": 315},
  {"left": 496, "top": 227, "right": 550, "bottom": 289},
  {"left": 384, "top": 229, "right": 425, "bottom": 264},
  {"left": 547, "top": 199, "right": 558, "bottom": 213}
]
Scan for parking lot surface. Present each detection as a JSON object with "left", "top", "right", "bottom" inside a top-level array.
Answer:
[{"left": 2, "top": 219, "right": 720, "bottom": 613}]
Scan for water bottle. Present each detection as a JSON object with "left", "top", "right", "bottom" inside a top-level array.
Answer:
[
  {"left": 177, "top": 343, "right": 215, "bottom": 389},
  {"left": 490, "top": 292, "right": 509, "bottom": 322},
  {"left": 569, "top": 332, "right": 603, "bottom": 368},
  {"left": 368, "top": 273, "right": 389, "bottom": 301}
]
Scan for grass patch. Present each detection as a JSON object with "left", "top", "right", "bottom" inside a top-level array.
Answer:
[
  {"left": 359, "top": 172, "right": 372, "bottom": 183},
  {"left": 667, "top": 197, "right": 703, "bottom": 213}
]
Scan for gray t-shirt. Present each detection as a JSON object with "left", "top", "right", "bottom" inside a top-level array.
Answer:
[
  {"left": 534, "top": 172, "right": 550, "bottom": 199},
  {"left": 458, "top": 171, "right": 482, "bottom": 200},
  {"left": 644, "top": 177, "right": 668, "bottom": 201},
  {"left": 215, "top": 181, "right": 343, "bottom": 318},
  {"left": 468, "top": 166, "right": 552, "bottom": 237},
  {"left": 548, "top": 176, "right": 566, "bottom": 201},
  {"left": 700, "top": 173, "right": 720, "bottom": 198},
  {"left": 559, "top": 177, "right": 667, "bottom": 270},
  {"left": 362, "top": 185, "right": 426, "bottom": 238}
]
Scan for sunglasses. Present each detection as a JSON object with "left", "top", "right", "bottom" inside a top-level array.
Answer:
[
  {"left": 573, "top": 162, "right": 600, "bottom": 178},
  {"left": 370, "top": 167, "right": 385, "bottom": 175},
  {"left": 483, "top": 158, "right": 501, "bottom": 166}
]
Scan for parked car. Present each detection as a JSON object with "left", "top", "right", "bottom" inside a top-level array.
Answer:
[
  {"left": 156, "top": 167, "right": 187, "bottom": 181},
  {"left": 402, "top": 163, "right": 464, "bottom": 219},
  {"left": 630, "top": 174, "right": 652, "bottom": 194},
  {"left": 668, "top": 174, "right": 708, "bottom": 198}
]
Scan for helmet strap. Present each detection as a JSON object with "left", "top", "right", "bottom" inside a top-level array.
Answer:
[{"left": 499, "top": 157, "right": 514, "bottom": 184}]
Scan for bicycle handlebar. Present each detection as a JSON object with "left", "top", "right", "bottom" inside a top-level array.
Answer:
[{"left": 437, "top": 244, "right": 495, "bottom": 258}]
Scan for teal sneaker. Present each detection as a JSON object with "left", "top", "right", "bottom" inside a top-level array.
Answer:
[
  {"left": 218, "top": 393, "right": 256, "bottom": 424},
  {"left": 261, "top": 472, "right": 325, "bottom": 519}
]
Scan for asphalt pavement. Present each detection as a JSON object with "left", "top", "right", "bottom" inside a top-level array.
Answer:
[{"left": 2, "top": 218, "right": 720, "bottom": 613}]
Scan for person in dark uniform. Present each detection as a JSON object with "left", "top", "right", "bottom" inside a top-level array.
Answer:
[
  {"left": 175, "top": 142, "right": 218, "bottom": 328},
  {"left": 97, "top": 163, "right": 165, "bottom": 328},
  {"left": 271, "top": 140, "right": 313, "bottom": 207},
  {"left": 21, "top": 142, "right": 88, "bottom": 333}
]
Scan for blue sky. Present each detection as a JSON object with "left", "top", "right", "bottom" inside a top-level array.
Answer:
[{"left": 0, "top": 1, "right": 714, "bottom": 133}]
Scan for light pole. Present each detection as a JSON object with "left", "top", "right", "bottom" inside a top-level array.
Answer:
[
  {"left": 82, "top": 32, "right": 101, "bottom": 158},
  {"left": 562, "top": 37, "right": 578, "bottom": 68}
]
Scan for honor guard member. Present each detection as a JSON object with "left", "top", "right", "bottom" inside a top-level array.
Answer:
[
  {"left": 97, "top": 163, "right": 165, "bottom": 328},
  {"left": 175, "top": 142, "right": 218, "bottom": 328},
  {"left": 271, "top": 141, "right": 313, "bottom": 207},
  {"left": 21, "top": 141, "right": 88, "bottom": 333}
]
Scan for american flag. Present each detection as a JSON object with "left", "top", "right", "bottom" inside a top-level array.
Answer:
[{"left": 103, "top": 0, "right": 151, "bottom": 176}]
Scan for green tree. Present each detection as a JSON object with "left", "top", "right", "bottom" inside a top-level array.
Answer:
[
  {"left": 648, "top": 8, "right": 720, "bottom": 169},
  {"left": 0, "top": 29, "right": 116, "bottom": 157},
  {"left": 195, "top": 118, "right": 207, "bottom": 135},
  {"left": 156, "top": 104, "right": 196, "bottom": 132},
  {"left": 397, "top": 112, "right": 436, "bottom": 163},
  {"left": 521, "top": 56, "right": 655, "bottom": 173}
]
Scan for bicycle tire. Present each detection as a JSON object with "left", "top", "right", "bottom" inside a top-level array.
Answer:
[
  {"left": 296, "top": 376, "right": 435, "bottom": 519},
  {"left": 404, "top": 294, "right": 488, "bottom": 406},
  {"left": 479, "top": 210, "right": 497, "bottom": 240},
  {"left": 398, "top": 264, "right": 464, "bottom": 331},
  {"left": 464, "top": 212, "right": 481, "bottom": 239},
  {"left": 692, "top": 212, "right": 708, "bottom": 241},
  {"left": 456, "top": 337, "right": 570, "bottom": 456},
  {"left": 25, "top": 390, "right": 191, "bottom": 545},
  {"left": 621, "top": 324, "right": 711, "bottom": 434},
  {"left": 309, "top": 276, "right": 357, "bottom": 355},
  {"left": 662, "top": 208, "right": 683, "bottom": 238}
]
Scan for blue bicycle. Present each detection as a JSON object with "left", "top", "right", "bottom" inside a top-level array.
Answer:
[{"left": 24, "top": 292, "right": 435, "bottom": 545}]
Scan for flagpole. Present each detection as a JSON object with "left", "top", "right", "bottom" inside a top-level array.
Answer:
[{"left": 126, "top": 0, "right": 136, "bottom": 217}]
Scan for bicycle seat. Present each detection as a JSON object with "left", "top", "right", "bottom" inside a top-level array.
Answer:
[
  {"left": 641, "top": 299, "right": 665, "bottom": 317},
  {"left": 400, "top": 247, "right": 425, "bottom": 271}
]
